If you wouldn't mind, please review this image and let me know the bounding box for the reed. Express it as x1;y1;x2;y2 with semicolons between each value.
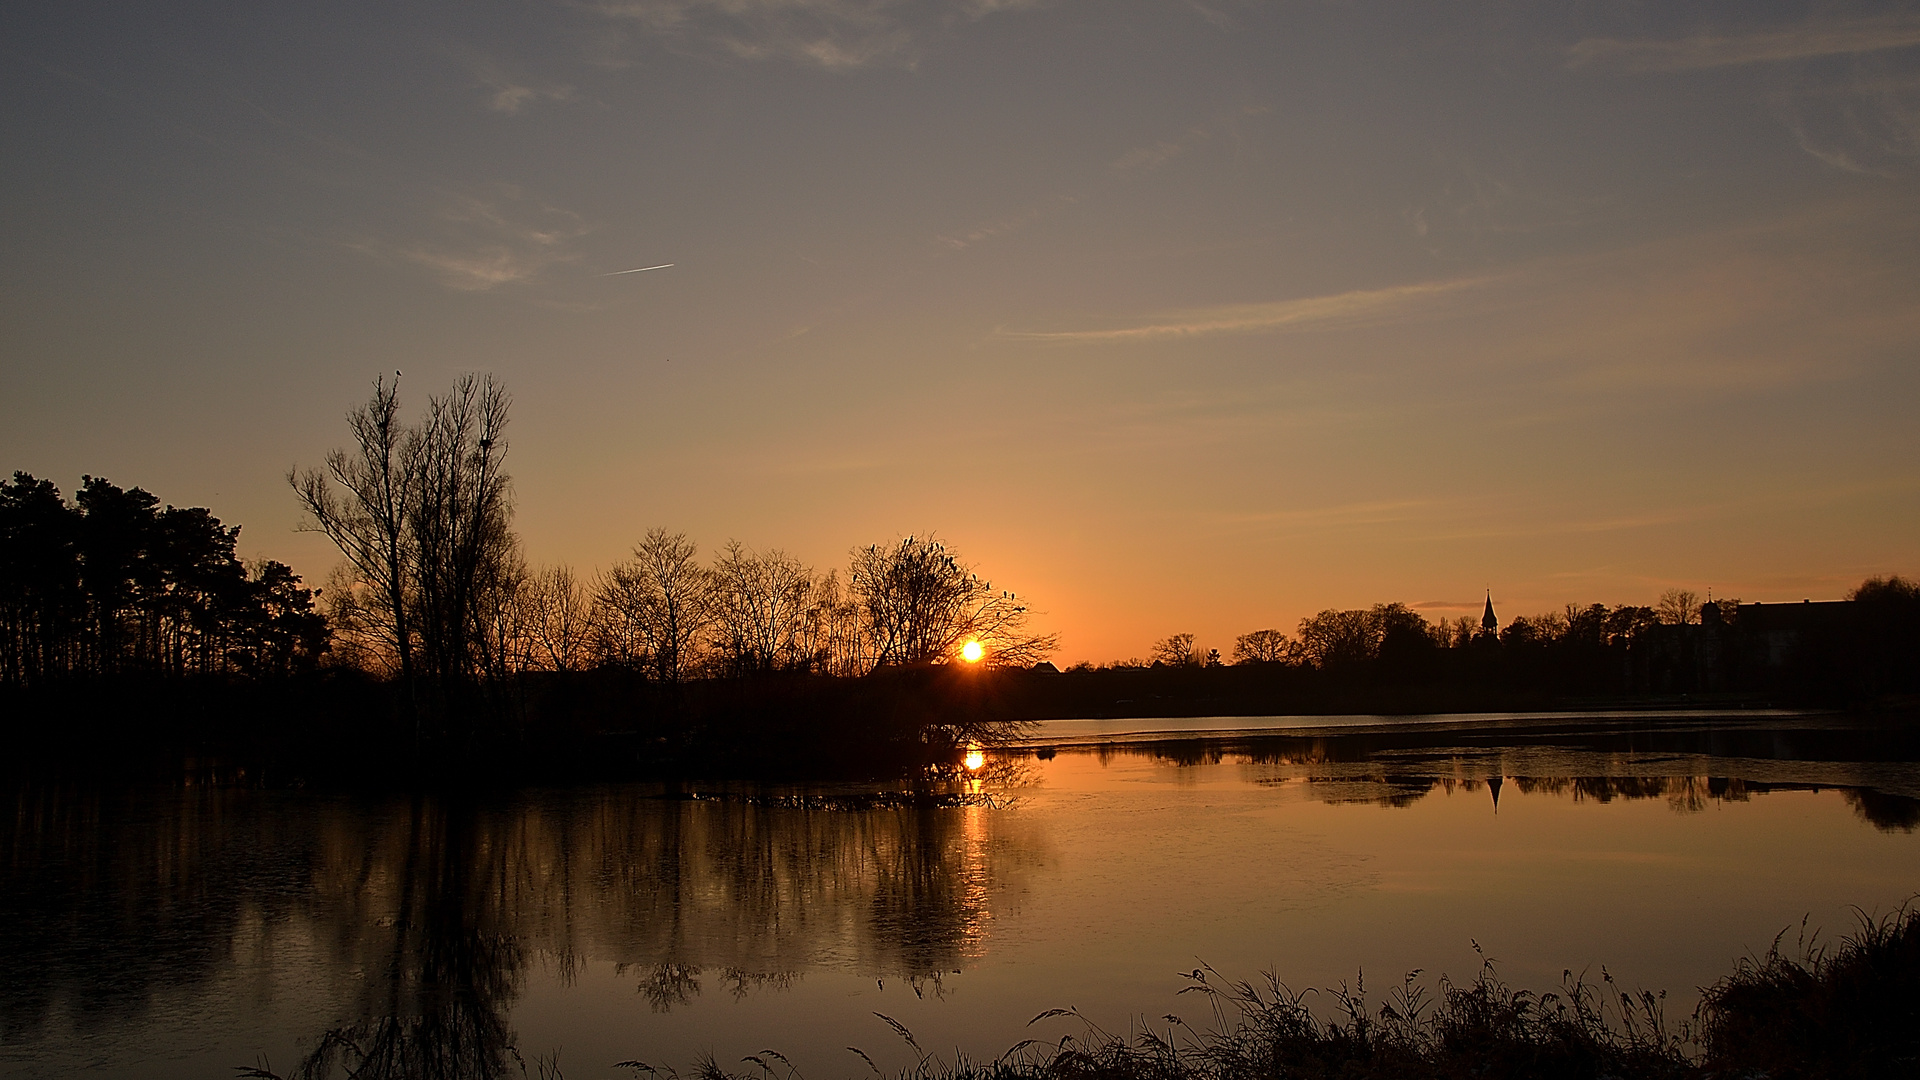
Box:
618;911;1919;1080
239;908;1920;1080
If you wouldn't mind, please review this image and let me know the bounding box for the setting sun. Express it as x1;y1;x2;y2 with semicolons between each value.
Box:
963;748;985;771
961;640;984;664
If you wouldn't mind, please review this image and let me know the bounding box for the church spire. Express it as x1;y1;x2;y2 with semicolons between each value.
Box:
1481;591;1498;633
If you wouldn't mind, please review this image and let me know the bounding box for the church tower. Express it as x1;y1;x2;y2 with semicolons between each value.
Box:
1481;591;1498;634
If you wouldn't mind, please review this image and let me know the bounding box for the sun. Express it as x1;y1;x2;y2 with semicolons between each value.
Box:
960;640;984;664
964;748;985;771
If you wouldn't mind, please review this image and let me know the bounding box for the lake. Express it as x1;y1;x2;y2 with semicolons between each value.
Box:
4;711;1918;1078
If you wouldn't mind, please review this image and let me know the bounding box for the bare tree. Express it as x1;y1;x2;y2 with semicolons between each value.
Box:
318;563;394;673
292;373;517;686
588;567;650;670
409;375;514;681
847;535;1055;670
1436;615;1481;648
793;570;863;676
471;548;530;680
1656;588;1701;626
1150;633;1200;667
522;566;593;672
290;375;416;681
708;541;814;675
1232;628;1297;665
595;529;712;684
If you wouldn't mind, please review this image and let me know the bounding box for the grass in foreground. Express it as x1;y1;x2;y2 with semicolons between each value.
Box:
243;907;1920;1080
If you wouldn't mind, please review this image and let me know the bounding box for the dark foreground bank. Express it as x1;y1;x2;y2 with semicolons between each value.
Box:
237;907;1919;1080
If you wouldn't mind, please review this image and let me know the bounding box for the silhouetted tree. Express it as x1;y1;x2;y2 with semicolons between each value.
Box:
1605;605;1660;643
519;566;592;673
290;376;417;682
1233;628;1297;665
794;571;863;677
708;541;815;675
847;535;1055;670
1844;575;1920;697
469;548;529;682
1150;633;1200;667
409;375;514;683
235;560;329;677
1373;603;1435;678
1291;603;1433;675
0;472;324;684
1657;588;1701;626
593;529;712;684
292;374;516;687
0;472;82;684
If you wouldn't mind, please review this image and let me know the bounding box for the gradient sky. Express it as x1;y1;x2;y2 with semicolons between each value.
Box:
4;0;1918;663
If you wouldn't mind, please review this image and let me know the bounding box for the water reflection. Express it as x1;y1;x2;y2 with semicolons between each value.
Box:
1059;717;1920;831
4;714;1918;1076
0;781;1045;1076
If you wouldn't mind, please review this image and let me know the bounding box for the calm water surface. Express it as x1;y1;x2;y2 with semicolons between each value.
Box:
5;712;1919;1078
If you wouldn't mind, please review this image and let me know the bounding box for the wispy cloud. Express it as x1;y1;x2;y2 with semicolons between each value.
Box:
1776;69;1920;174
1220;499;1437;529
583;0;1036;69
936;207;1043;250
486;82;575;115
1111;127;1210;172
457;50;579;114
1001;277;1490;344
1568;15;1920;72
350;187;591;291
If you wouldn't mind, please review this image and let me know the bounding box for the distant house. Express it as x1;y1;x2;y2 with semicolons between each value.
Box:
1733;600;1853;668
1639;598;1856;694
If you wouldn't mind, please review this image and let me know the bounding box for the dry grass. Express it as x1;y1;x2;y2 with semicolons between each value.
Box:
244;909;1920;1080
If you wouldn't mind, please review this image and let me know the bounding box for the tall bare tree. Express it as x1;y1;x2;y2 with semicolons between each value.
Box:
470;547;530;681
408;375;513;681
290;375;416;681
292;373;516;685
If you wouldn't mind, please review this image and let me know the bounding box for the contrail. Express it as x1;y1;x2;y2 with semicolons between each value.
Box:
603;263;675;276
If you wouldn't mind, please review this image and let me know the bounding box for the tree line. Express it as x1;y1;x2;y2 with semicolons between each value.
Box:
294;375;1058;689
1132;580;1918;700
1133;593;1689;672
0;473;327;687
10;371;1909;712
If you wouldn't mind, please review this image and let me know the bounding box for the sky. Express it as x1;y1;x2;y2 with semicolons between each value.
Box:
3;0;1918;664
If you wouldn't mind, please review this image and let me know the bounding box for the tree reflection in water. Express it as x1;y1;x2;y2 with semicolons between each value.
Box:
9;727;1914;1076
1112;733;1920;831
273;786;1025;1073
242;798;526;1080
0;779;1040;1077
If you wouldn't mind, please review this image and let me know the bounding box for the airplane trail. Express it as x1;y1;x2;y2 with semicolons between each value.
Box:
603;263;675;276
